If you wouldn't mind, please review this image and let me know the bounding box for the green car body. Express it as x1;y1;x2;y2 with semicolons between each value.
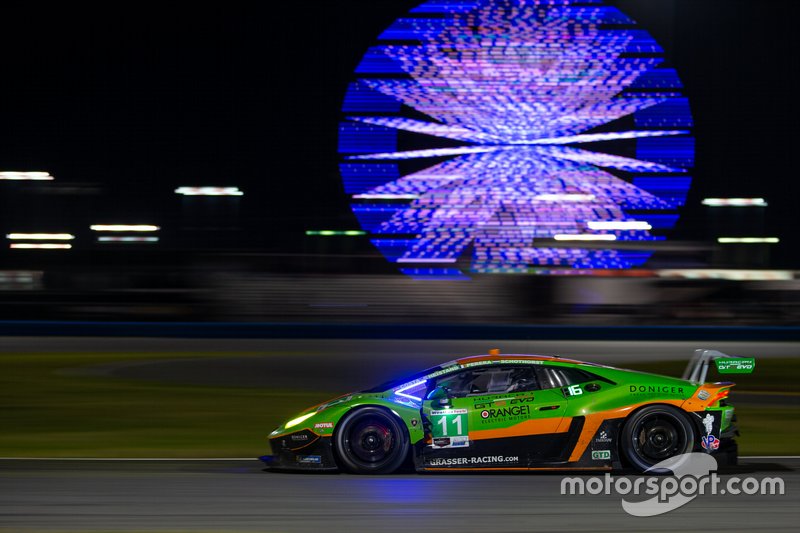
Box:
262;352;739;473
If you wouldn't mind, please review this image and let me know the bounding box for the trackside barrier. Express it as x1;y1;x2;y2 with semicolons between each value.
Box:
0;321;799;341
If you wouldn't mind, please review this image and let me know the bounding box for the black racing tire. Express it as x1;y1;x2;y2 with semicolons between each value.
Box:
621;405;695;473
334;406;409;474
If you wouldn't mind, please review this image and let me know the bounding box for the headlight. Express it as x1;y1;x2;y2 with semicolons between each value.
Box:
284;412;315;429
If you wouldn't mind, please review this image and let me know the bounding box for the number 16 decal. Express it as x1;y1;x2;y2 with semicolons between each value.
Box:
565;384;583;397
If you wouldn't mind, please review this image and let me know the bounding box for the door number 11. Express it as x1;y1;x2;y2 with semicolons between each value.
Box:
437;415;463;436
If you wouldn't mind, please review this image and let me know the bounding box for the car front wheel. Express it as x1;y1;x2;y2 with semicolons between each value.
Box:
334;406;408;474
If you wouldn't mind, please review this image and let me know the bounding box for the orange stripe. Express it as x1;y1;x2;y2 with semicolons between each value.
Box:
470;416;568;441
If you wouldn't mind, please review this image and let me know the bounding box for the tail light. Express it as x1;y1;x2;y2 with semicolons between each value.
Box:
708;388;730;406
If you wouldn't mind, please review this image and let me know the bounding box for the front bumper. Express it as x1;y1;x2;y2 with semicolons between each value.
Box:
264;429;339;471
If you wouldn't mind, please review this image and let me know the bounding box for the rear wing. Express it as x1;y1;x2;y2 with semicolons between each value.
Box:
682;349;756;384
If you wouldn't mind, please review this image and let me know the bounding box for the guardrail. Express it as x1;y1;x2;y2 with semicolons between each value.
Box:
0;321;799;341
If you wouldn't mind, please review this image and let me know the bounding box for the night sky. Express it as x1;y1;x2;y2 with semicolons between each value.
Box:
0;1;798;267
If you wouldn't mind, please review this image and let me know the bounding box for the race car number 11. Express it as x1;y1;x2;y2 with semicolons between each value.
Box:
430;409;468;438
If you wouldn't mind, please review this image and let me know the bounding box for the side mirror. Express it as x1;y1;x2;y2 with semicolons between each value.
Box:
428;386;452;408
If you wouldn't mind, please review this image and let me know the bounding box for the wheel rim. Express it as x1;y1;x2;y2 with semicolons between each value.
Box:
632;414;687;463
345;417;395;465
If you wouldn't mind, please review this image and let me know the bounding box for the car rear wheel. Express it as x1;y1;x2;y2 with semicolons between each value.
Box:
334;406;409;474
621;405;695;473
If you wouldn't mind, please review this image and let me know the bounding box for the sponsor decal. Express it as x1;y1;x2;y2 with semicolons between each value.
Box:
479;405;531;421
297;455;322;464
290;434;309;441
715;358;755;374
411;419;418;427
701;434;720;451
432;436;469;449
628;385;685;395
697;390;710;401
430;409;469;445
702;414;714;435
700;414;719;451
313;422;334;429
595;430;612;443
450;436;469;447
426;455;519;467
430;409;468;416
591;450;611;460
473;396;534;409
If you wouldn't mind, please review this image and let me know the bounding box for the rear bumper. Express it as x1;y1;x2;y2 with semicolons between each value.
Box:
721;424;739;440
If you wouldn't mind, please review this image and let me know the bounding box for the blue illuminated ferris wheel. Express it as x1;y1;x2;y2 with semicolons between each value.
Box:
339;0;694;279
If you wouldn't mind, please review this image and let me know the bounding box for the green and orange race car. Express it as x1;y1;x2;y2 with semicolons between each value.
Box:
261;349;750;473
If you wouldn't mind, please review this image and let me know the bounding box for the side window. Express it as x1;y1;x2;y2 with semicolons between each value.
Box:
434;366;539;397
434;369;490;397
505;366;540;393
539;367;597;389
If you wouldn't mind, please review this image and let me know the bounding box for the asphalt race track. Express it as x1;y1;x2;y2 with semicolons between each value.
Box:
0;458;797;532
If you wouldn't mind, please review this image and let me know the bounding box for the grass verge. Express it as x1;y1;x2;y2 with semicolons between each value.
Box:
0;352;333;457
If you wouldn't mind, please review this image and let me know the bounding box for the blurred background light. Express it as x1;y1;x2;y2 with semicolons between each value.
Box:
6;233;75;240
175;186;243;196
97;236;159;243
341;0;694;274
396;258;458;263
90;225;160;232
352;194;420;199
657;269;792;281
554;234;618;242
533;194;597;202
718;237;779;244
306;230;366;236
703;198;768;207
10;243;72;250
0;171;54;181
587;221;652;231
